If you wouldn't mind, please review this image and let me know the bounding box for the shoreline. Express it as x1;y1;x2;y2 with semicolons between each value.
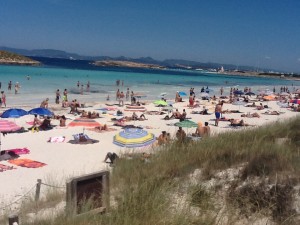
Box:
219;71;300;81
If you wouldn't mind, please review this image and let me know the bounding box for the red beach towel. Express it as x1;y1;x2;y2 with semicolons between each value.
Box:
8;158;47;168
6;148;30;155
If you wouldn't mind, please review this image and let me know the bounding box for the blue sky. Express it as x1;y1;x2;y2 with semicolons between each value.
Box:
1;0;300;72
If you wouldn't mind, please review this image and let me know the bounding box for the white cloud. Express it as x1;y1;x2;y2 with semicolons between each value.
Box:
297;58;300;62
264;56;271;60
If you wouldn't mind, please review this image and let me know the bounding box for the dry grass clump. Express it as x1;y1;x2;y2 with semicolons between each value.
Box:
227;180;296;223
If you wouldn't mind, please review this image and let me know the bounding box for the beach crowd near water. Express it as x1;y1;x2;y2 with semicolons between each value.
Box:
0;71;300;215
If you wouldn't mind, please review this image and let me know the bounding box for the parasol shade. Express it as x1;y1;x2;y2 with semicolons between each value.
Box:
113;128;156;148
1;108;27;118
28;107;53;116
174;120;198;128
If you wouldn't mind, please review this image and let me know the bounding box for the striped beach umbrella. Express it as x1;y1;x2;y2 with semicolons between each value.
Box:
113;128;156;148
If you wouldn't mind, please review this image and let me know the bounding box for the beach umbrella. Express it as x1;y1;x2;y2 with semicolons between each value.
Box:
174;120;198;128
113;128;156;148
178;91;187;96
200;92;209;98
0;120;22;151
174;119;198;134
205;88;214;93
1;108;28;118
133;93;147;98
28;107;53;116
153;100;168;106
245;92;256;96
68;118;101;128
233;90;244;95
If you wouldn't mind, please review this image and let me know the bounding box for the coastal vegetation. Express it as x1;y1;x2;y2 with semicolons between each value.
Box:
93;60;165;69
0;50;39;65
14;116;300;225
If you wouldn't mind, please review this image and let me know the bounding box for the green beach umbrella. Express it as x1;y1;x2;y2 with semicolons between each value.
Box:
174;119;198;134
153;100;168;106
174;120;198;128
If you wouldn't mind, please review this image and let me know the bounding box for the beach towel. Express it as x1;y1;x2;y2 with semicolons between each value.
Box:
87;127;117;133
26;121;34;125
48;136;66;143
0;163;16;172
8;158;47;168
6;148;30;155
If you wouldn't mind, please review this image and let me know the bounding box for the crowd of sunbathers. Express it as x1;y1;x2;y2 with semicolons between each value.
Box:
164;109;187;120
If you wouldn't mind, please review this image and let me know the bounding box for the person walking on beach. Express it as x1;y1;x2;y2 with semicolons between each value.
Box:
126;88;130;101
55;89;60;104
119;91;125;106
80;85;84;95
215;102;223;126
15;82;20;94
1;91;6;107
220;87;224;96
116;89;120;101
87;81;90;91
8;81;12;91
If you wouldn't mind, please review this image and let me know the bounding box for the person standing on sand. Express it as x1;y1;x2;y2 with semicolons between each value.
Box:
55;89;60;104
63;89;68;101
126;88;130;101
220;87;224;96
215;102;223;126
1;91;6;107
119;91;125;106
116;89;120;101
8;81;12;91
87;81;90;91
15;82;20;94
80;85;84;95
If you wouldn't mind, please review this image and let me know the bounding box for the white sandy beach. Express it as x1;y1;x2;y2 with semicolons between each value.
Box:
0;94;299;215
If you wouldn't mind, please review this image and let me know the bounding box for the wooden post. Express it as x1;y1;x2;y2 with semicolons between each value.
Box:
8;214;19;225
35;179;42;201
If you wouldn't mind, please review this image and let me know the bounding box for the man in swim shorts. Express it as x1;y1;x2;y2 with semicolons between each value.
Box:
215;102;223;126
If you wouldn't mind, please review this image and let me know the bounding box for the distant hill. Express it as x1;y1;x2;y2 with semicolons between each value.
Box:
0;46;258;71
0;50;40;65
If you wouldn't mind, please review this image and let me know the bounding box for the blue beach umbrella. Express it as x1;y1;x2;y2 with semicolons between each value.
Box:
1;108;28;118
233;90;244;95
113;128;156;148
245;92;256;96
28;107;53;116
178;91;187;96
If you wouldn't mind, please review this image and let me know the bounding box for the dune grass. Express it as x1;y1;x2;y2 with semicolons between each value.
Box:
20;116;300;225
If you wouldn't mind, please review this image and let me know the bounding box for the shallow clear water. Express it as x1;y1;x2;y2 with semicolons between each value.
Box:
0;62;299;107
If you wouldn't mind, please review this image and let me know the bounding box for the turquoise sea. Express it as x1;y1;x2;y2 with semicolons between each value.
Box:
0;59;299;107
